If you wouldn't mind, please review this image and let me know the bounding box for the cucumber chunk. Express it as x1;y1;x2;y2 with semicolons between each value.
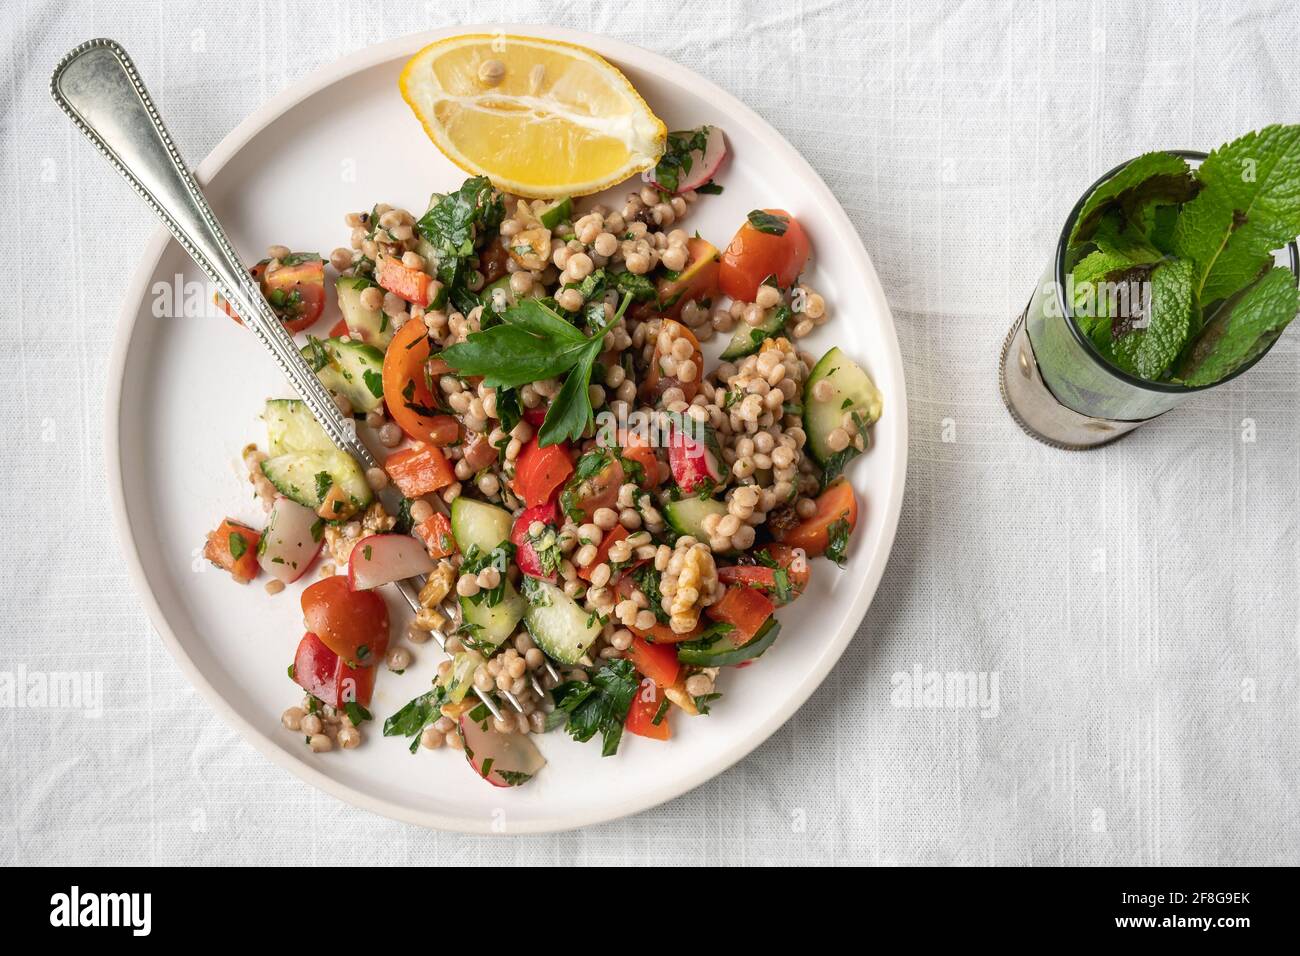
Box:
663;496;729;540
677;617;781;667
439;650;485;703
265;398;335;456
538;197;573;230
460;583;527;652
803;347;883;465
302;336;385;414
450;498;514;554
720;305;790;360
521;577;601;665
336;276;393;348
260;449;372;511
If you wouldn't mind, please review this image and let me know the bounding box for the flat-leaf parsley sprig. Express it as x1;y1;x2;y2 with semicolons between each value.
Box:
441;294;631;446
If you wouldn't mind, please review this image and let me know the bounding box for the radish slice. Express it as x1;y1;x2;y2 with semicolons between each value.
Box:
257;496;323;583
651;126;727;194
459;712;547;787
347;533;435;590
667;420;724;494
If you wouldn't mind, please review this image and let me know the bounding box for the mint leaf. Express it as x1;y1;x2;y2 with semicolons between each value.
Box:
1070;249;1158;347
1070;152;1197;247
1175;266;1299;386
1173;124;1300;304
1111;258;1194;379
747;210;789;236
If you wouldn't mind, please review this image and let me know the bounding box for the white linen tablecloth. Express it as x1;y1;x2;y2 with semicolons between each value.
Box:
2;0;1297;865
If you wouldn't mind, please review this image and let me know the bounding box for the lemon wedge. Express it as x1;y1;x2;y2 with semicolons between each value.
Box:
399;34;667;198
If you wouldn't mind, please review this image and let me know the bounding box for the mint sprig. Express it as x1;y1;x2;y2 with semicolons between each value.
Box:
1066;127;1300;387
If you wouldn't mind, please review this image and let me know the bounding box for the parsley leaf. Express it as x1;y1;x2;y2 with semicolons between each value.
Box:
228;532;248;560
653;126;710;194
383;685;447;754
546;659;639;756
826;517;852;567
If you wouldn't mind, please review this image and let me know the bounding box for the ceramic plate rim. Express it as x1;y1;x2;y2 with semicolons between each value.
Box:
106;24;909;834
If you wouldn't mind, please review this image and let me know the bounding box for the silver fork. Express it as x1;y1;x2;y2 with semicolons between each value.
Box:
50;38;557;721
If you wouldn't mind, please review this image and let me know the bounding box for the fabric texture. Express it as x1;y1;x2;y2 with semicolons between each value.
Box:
2;0;1298;865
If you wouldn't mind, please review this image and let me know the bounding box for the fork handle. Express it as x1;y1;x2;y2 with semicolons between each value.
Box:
50;37;369;467
50;39;554;719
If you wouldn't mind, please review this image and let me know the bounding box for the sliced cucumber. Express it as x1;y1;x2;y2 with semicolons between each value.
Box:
439;650;485;704
664;496;729;540
678;617;781;667
336;276;393;348
265;398;335;456
538;197;573;230
450;497;514;554
460;583;527;652
260;449;372;511
720;305;790;360
803;347;883;465
521;576;601;665
302;336;385;413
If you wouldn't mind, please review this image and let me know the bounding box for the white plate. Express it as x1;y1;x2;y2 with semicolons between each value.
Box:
109;25;908;833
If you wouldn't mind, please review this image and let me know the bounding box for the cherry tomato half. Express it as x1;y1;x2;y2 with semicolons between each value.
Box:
718;209;811;301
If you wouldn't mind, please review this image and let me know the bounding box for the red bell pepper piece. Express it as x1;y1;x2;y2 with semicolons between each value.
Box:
705;586;775;645
625;677;671;740
414;512;457;559
203;519;261;584
627;636;682;688
377;256;431;306
384;444;455;498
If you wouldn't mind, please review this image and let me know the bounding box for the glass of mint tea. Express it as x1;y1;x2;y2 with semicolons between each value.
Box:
1002;131;1300;449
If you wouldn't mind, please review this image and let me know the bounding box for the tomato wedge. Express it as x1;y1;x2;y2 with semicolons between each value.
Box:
264;257;327;332
291;632;376;709
217;255;325;333
510;502;558;580
301;575;389;667
641;319;704;403
656;237;720;318
615;430;662;489
384;444;455;498
382;319;460;445
577;525;629;581
514;437;573;508
705;586;775;644
203;519;261;584
627;636;682;688
560;452;623;523
413;512;457;559
718;210;811;301
777;478;858;558
717;544;810;605
625;678;671;741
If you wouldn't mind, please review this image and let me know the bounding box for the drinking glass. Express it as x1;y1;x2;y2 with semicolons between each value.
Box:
1000;150;1300;449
